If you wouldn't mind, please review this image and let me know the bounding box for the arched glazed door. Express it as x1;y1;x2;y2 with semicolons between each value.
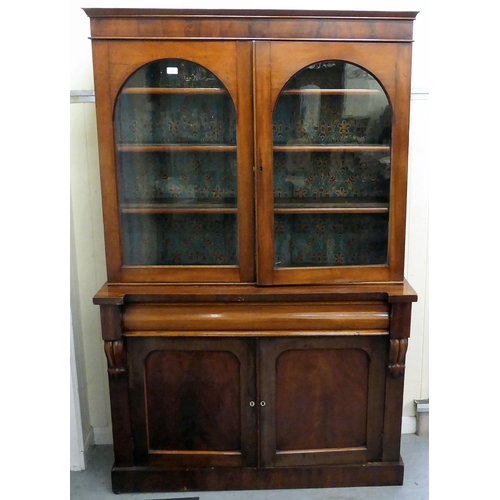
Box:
255;42;411;285
94;42;254;283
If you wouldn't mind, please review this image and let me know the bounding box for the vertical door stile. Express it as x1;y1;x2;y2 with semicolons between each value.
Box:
254;42;275;285
256;337;265;467
388;43;413;282
252;40;260;286
92;41;124;282
258;337;276;467
235;41;256;283
232;336;259;467
253;337;262;468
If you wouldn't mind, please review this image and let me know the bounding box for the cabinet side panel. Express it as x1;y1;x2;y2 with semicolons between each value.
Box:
382;302;413;460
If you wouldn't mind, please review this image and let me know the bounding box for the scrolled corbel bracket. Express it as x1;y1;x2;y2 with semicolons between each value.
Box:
388;338;408;377
104;340;127;378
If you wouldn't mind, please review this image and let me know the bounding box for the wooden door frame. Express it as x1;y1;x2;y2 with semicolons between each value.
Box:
254;41;412;285
92;40;255;283
258;335;387;467
125;335;258;467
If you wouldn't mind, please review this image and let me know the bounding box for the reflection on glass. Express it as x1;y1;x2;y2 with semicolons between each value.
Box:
114;59;238;266
126;59;221;89
273;61;391;268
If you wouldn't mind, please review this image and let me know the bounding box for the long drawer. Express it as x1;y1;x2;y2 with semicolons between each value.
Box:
122;301;390;333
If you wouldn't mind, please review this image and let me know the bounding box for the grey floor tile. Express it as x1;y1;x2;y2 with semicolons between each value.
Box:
70;434;428;500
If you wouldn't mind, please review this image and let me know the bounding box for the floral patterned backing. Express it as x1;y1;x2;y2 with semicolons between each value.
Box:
273;95;373;145
272;60;392;268
273;151;390;200
274;61;392;147
122;214;237;266
115;93;236;145
118;152;237;202
274;213;388;267
114;59;392;268
114;59;239;267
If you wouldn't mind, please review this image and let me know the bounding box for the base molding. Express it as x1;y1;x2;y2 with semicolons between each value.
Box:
83;427;95;466
111;459;404;493
93;425;113;445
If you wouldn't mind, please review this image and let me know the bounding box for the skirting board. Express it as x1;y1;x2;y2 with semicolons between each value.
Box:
93;426;114;445
402;416;417;434
71;427;94;472
83;427;94;465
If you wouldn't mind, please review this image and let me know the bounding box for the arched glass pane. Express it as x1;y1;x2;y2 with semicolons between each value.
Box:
114;59;238;266
273;61;391;268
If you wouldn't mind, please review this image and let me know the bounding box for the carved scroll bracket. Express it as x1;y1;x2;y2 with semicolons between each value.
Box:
104;340;127;378
388;338;408;377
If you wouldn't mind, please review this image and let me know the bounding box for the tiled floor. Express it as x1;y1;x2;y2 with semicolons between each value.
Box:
71;434;428;499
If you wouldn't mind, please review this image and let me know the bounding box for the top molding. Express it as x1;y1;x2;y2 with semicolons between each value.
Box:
83;8;418;42
83;9;419;19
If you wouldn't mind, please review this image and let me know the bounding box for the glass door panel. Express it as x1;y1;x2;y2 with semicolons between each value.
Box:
274;213;388;268
114;59;238;267
272;61;391;269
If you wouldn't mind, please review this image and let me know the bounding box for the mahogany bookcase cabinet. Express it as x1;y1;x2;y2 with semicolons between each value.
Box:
85;8;419;494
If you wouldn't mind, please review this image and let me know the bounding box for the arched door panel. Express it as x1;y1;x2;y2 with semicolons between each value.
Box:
255;42;411;285
92;42;254;282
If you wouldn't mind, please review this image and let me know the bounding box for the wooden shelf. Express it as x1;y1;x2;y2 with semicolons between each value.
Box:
117;144;237;153
122;87;227;95
274;198;389;214
282;89;382;95
121;197;388;215
274;144;390;153
121;199;237;214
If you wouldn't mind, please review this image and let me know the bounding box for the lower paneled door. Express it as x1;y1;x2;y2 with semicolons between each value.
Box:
126;334;387;469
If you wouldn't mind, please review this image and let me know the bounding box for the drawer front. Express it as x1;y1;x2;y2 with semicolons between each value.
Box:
122;301;389;332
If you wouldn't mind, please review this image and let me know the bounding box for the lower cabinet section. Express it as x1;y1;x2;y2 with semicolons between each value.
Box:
120;333;393;492
98;293;415;493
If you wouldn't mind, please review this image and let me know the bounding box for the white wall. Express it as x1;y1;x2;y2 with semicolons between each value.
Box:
70;98;111;452
70;0;429;457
